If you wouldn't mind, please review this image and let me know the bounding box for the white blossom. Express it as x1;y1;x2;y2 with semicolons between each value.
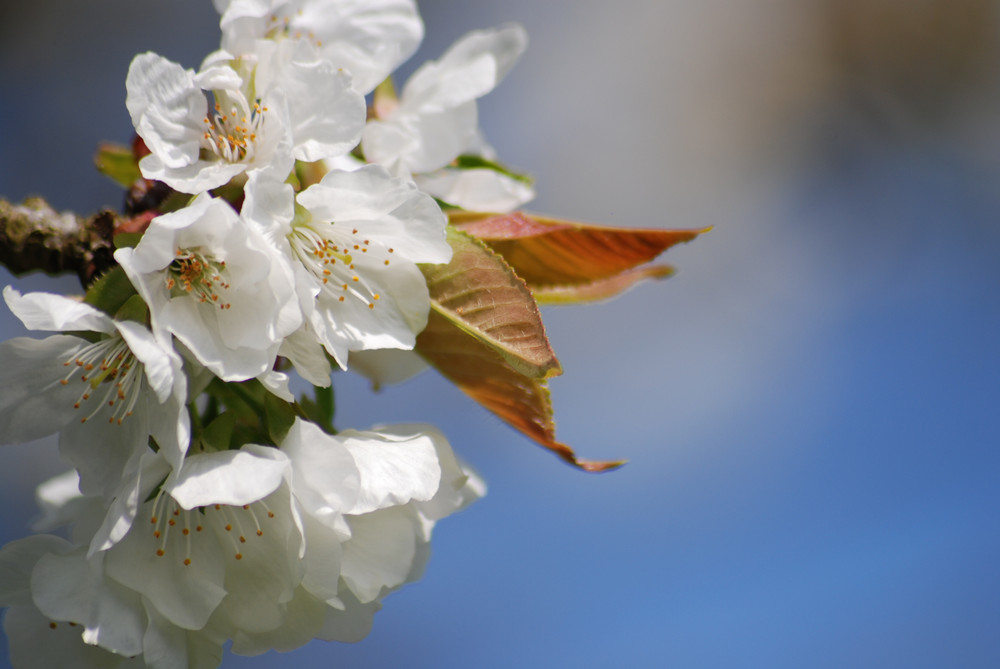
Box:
115;193;301;382
0;420;482;666
0;288;189;499
202;38;366;163
243;166;451;370
362;24;528;176
214;0;424;95
126;52;295;193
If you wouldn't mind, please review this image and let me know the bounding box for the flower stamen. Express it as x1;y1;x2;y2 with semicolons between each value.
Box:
202;92;267;164
50;337;144;425
167;248;232;310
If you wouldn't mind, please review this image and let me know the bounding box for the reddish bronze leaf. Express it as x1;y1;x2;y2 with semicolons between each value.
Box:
450;211;707;289
421;228;560;380
532;264;676;305
416;227;623;472
416;308;624;473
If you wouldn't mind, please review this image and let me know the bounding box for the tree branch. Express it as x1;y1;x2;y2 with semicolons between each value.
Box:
0;196;117;287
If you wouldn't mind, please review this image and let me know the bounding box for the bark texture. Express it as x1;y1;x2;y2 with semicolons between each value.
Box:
0;197;116;287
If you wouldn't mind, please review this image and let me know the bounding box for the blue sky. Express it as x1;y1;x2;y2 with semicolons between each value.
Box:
1;1;999;667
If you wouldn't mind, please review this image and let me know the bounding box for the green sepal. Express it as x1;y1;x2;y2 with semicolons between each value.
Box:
94;142;141;189
454;154;534;185
264;393;297;445
200;411;237;452
84;265;137;317
143;473;168;504
434;198;460;211
298;384;335;435
372;77;398;116
114;294;149;324
211;173;247;210
206;378;262;428
114;232;143;249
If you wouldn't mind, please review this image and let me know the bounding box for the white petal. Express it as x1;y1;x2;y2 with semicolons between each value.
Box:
435;24;528;93
3;286;114;334
114;319;182;405
32;550;146;656
230;586;327;655
0;535;72;607
89;452;172;556
416;167;535;213
253;38;366;162
315;587;380;643
342;429;440;514
298;164;451;264
281;419;360;524
347;348;428;390
192;63;244;91
299;514;344;605
142;602;224;669
403;52;497;113
104;501;227;631
0;336;92;445
242;171;295;244
167;449;288;510
33;470;84;533
58;405;149;499
220;0;424;95
126;53;204;170
118;194;300;382
4;604;126;669
340;507;419;602
208;483;302;634
277;326;332;387
139;154;247;194
258;369;293;401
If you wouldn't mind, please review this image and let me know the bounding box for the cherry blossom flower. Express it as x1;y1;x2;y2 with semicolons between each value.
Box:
201;37;366;163
243;166;451;370
0;288;188;499
213;0;424;95
362;24;533;211
115;193;300;383
126;52;293;194
0;532;223;669
0;419;482;666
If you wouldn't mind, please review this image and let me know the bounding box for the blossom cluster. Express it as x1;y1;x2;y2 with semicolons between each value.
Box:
0;1;533;666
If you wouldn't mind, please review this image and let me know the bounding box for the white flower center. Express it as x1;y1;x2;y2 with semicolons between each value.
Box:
149;491;277;565
202;93;267;164
54;337;144;425
166;247;232;309
288;222;393;311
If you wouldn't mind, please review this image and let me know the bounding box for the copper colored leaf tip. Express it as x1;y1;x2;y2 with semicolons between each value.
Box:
451;211;707;290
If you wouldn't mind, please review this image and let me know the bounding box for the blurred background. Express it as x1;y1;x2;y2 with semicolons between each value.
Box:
2;1;1000;667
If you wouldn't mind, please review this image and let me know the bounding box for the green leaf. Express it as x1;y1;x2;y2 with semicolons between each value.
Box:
94;142;141;189
84;265;137;317
420;227;560;380
264;393;297;445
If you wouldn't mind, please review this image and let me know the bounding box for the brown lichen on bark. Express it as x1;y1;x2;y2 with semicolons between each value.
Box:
0;197;116;287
